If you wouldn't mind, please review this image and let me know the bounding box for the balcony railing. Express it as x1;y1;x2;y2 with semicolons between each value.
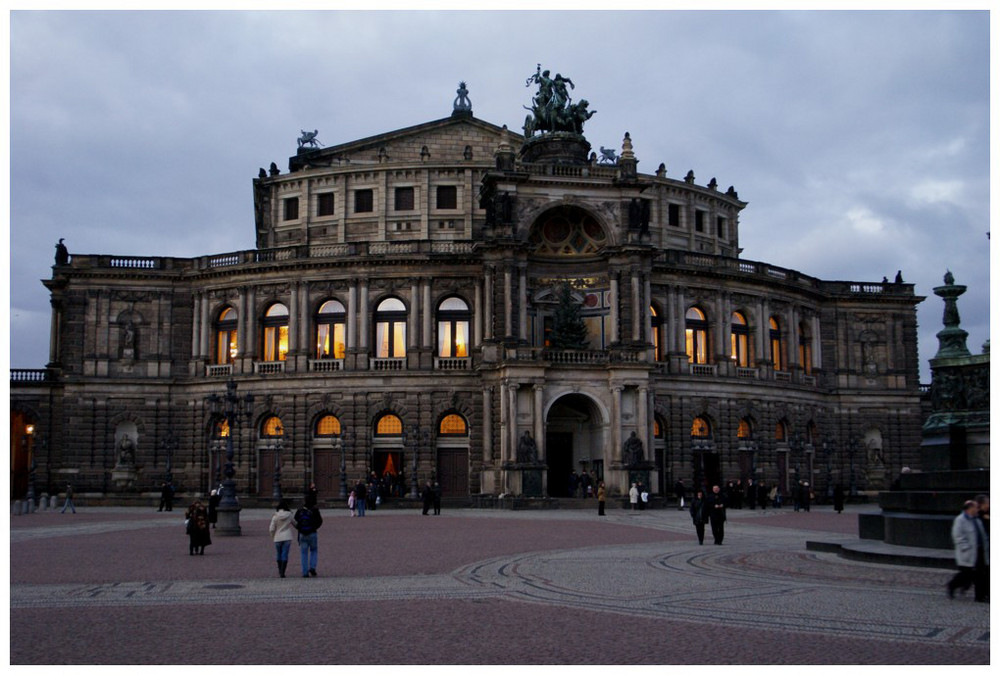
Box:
206;364;233;377
371;357;405;371
434;357;471;371
735;367;759;379
542;349;610;365
254;361;285;375
10;368;54;383
309;358;344;373
690;363;717;376
774;370;792;382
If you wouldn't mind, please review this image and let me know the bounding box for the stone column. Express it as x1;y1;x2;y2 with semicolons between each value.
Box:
484;266;494;341
643;275;652;344
533;384;545;461
359;280;369;351
609;273;620;343
638;386;649;458
191;293;201;359
237;290;248;357
48;298;62;365
508;383;519;461
504;266;513;339
483;386;493;463
675;286;686;356
631;269;641;342
665;285;676;353
757;297;768;363
347;281;357;350
299;282;309;356
473;280;483;347
288;281;299;354
812;314;822;370
499;381;508;463
519;265;528;342
789;305;800;368
611;386;623;464
246;286;257;358
409;280;420;350
200;292;210;358
422;280;432;349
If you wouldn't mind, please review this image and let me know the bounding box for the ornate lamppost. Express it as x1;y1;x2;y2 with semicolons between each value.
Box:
23;425;36;511
271;424;284;501
846;438;859;496
337;432;350;500
206;379;255;536
161;429;177;485
405;425;420;499
823;436;835;499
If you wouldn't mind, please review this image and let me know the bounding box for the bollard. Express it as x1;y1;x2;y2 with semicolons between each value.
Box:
50;495;59;510
13;500;22;515
39;493;49;511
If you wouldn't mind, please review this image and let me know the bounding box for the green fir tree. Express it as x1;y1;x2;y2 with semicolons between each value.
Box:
549;283;590;349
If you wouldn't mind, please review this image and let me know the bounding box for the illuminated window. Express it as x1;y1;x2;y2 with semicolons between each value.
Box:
691;416;711;438
770;317;785;371
316;415;341;436
775;421;787;442
654;419;664;438
737;418;752;439
650;305;662;361
375;298;407;358
262;416;284;437
262;303;289;362
376;414;403;436
214;307;238;365
685;307;709;364
731;311;750;367
214;419;230;438
437;296;470;358
315;299;346;359
798;320;813;375
439;414;468;435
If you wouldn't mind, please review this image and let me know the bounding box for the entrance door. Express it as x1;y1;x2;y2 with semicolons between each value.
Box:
258;448;275;497
314;448;338;500
703;452;721;490
546;432;574;497
437;448;468;497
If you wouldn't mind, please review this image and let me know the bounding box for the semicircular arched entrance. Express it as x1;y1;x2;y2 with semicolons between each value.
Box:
544;392;608;498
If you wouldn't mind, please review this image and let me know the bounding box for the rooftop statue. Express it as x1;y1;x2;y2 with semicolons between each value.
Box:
297;130;322;149
453;81;472;113
523;64;596;137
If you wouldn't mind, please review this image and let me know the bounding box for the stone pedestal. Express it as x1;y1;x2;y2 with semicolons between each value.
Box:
215;505;242;536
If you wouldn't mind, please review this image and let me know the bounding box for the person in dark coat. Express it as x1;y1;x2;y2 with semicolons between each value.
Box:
432;481;442;515
305;482;318;507
757;481;768;510
421;481;433;515
185;500;211;555
354;479;367;517
158;481;174;512
207;489;221;528
674;479;686;511
833;484;845;514
706;485;727;545
690;489;707;544
801;481;812;512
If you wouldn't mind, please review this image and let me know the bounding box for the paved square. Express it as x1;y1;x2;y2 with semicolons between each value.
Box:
10;504;989;664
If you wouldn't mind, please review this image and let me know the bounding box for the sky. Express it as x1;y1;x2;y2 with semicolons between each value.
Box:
8;9;992;383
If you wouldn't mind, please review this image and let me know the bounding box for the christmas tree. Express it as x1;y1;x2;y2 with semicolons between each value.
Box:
549;283;590;349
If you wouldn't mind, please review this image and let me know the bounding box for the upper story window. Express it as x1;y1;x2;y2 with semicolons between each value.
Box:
437;296;470;358
695;210;705;233
315;299;346;359
716;216;726;239
436;185;457;210
354;189;374;213
439;413;468;436
214;307;238;365
668;203;681;227
262;416;284;437
375;413;403;436
283;197;299;221
394;186;415;211
685;307;709;364
317;193;335;217
691;416;712;438
775;420;788;442
737;418;753;440
798;320;813;374
769;316;785;371
261;303;289;362
374;297;407;359
731;311;750;367
316;414;341;437
650;305;662;361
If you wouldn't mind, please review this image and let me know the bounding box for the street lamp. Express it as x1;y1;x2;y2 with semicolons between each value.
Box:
405;425;420;499
337;432;350;500
206;379;255;536
271;425;284;501
823;437;835;499
161;430;177;485
847;438;859;496
23;425;36;511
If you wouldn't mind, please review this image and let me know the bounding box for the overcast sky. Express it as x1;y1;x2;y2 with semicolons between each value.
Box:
8;10;991;382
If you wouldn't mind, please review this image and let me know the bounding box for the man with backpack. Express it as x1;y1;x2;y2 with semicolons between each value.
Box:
293;499;323;578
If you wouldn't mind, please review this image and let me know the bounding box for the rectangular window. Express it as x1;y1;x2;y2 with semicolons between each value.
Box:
283;197;299;221
695;210;705;232
354;189;374;213
394;186;414;211
668;203;680;227
436;185;457;210
317;193;335;217
716;216;726;239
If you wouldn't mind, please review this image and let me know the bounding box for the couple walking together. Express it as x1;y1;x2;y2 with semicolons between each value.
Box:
269;496;323;578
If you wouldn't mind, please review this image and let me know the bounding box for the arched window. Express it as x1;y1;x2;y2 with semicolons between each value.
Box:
437;297;470;358
439;413;468;436
806;421;818;446
213;419;230;438
315;300;346;359
261;303;289;362
650;305;662;361
375;413;403;436
775;420;787;442
737;418;752;439
653;418;664;438
731;311;750;367
214;307;238;365
262;416;284;437
316;414;341;436
685;307;709;364
798;320;812;375
769;316;785;371
375;298;407;359
691;416;712;438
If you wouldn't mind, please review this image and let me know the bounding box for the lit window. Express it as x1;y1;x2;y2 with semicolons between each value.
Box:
691;416;711;438
214;307;238;365
775;421;787;442
316;415;341;436
262;303;289;362
315;299;346;359
376;414;403;436
437;296;470;358
731;312;750;367
654;419;664;438
798;320;813;375
685;307;709;364
737;418;752;439
650;305;662;361
375;298;407;358
214;419;230;438
439;414;467;435
262;416;284;437
769;317;784;371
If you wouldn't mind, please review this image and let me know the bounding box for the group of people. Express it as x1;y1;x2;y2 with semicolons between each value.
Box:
269;490;323;578
947;494;989;603
420;480;442;515
628;482;650;510
568;470;598;498
688;485;730;545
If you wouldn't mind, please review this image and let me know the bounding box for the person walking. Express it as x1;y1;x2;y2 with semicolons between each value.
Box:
706;484;727;545
975;494;990;601
597;482;606;516
158;481;174;512
293;499;323;578
833;484;846;514
268;498;295;578
629;483;639;511
674;479;686;511
354;479;367;517
432;481;442;515
185;500;211;555
348;489;357;517
207;489;221;529
947;500;989;601
690;489;707;544
801;482;812;512
305;482;318;507
421;480;433;516
61;482;77;514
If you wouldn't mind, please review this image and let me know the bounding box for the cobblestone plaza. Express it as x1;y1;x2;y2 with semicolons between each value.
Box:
10;504;989;665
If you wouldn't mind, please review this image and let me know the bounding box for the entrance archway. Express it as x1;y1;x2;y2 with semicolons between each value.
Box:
545;393;606;498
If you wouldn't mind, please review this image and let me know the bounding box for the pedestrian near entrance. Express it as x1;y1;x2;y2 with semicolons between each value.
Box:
947;500;989;601
348;490;357;516
690;489;707;544
269;498;294;578
597;482;606;516
185;500;211;555
706;485;727;545
674;479;686;510
432;481;442;515
207;489;220;529
60;482;76;514
801;482;812;512
638;482;648;510
355;480;367;517
629;483;639;510
421;481;433;515
293;500;323;577
833;485;845;514
158;481;174;512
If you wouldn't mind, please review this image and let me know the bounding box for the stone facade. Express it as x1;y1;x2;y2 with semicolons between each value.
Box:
11;95;925;505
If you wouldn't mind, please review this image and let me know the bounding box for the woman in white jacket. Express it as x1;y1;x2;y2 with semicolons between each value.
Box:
269;498;295;578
